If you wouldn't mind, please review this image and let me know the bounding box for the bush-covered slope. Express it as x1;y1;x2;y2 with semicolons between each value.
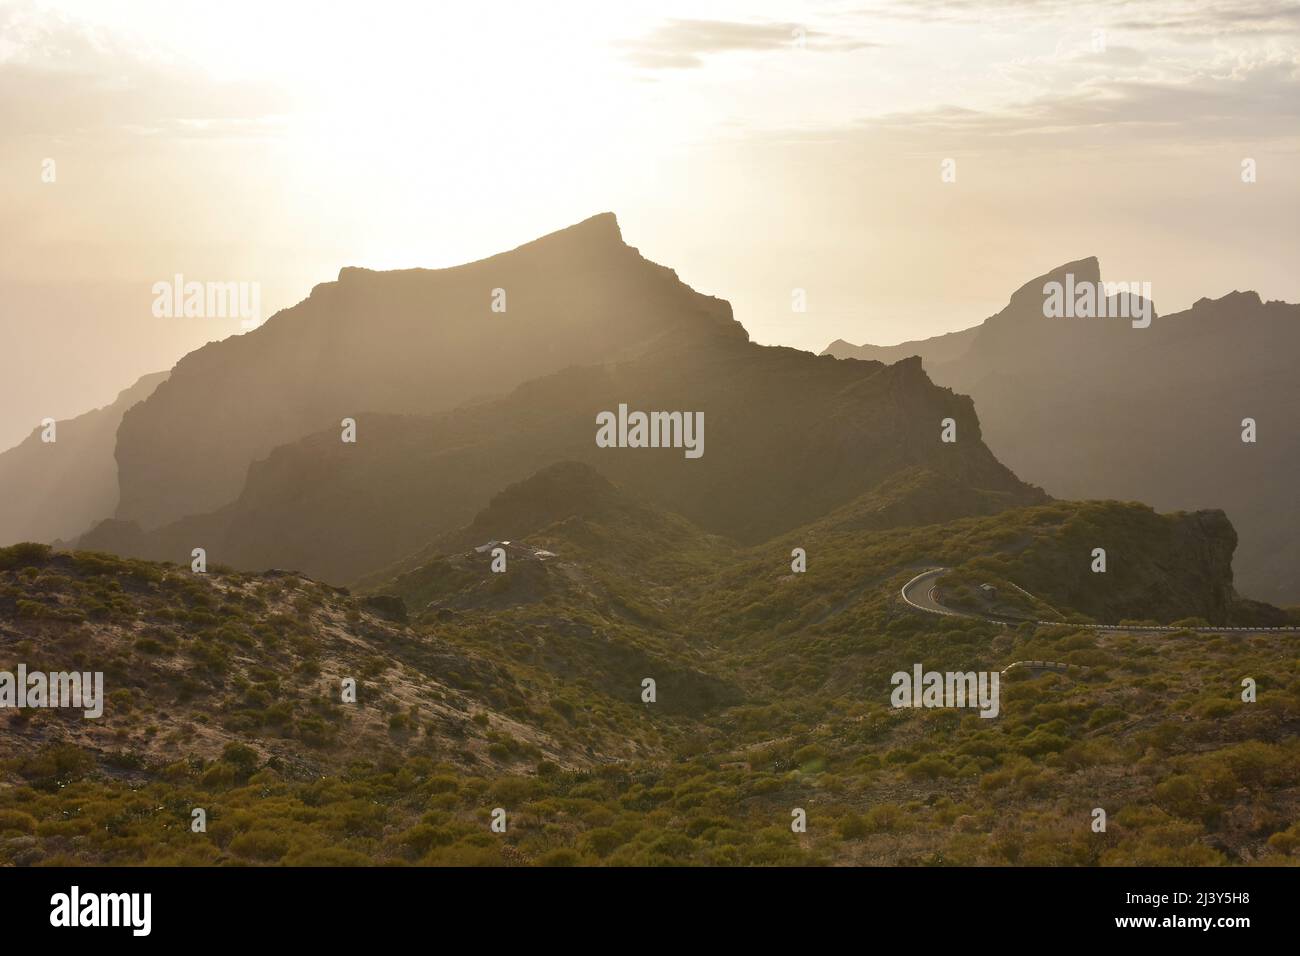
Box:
3;484;1297;867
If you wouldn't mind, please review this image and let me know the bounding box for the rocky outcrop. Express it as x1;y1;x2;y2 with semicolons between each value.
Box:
995;503;1266;625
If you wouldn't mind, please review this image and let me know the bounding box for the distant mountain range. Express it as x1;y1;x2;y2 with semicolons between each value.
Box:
0;371;167;545
824;258;1300;604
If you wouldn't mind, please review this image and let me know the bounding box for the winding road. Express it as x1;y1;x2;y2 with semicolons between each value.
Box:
900;567;1300;634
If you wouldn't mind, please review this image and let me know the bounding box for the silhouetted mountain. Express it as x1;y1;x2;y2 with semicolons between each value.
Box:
824;262;1300;602
0;371;167;546
822;326;979;369
82;217;1045;583
114;213;745;530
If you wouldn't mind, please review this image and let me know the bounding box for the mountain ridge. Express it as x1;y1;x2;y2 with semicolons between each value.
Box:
822;259;1300;602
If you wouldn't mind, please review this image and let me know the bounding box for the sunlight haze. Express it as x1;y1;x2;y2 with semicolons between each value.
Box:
2;0;1297;448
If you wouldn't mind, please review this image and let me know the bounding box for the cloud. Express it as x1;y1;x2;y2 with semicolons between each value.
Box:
746;52;1300;150
1112;0;1300;36
0;4;291;143
621;18;878;69
895;58;1300;141
865;0;1300;36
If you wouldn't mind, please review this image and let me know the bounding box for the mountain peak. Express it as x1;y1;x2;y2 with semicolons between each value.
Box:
1007;256;1101;310
1191;289;1263;312
505;211;626;258
336;213;626;284
561;211;622;240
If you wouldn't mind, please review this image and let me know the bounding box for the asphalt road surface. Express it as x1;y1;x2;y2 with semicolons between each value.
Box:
899;567;1299;633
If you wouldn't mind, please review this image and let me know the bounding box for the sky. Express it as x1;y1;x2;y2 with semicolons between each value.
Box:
2;0;1298;449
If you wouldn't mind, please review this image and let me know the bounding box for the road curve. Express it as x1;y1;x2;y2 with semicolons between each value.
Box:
900;568;975;618
900;567;1300;634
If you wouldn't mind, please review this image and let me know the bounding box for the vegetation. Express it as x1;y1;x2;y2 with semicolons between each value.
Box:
2;478;1297;867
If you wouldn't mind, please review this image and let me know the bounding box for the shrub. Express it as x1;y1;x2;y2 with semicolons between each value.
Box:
0;809;38;835
229;829;291;862
537;848;582;867
0;542;52;571
837;814;869;839
865;804;907;832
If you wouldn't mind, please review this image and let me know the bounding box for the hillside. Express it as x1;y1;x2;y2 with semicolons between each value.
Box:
361;463;741;717
823;261;1300;603
357;460;735;593
689;499;1287;702
5;484;1298;866
0;544;665;776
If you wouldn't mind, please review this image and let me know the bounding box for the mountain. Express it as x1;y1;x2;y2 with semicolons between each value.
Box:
81;340;1046;584
823;261;1300;603
0;371;167;546
823;325;979;369
113;213;745;530
80;216;1046;584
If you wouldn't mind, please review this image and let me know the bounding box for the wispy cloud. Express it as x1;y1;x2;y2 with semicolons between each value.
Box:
903;56;1300;144
0;3;291;142
865;0;1300;36
621;18;878;69
1113;0;1300;36
737;50;1300;152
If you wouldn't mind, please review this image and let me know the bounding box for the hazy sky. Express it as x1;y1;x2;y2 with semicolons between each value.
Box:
2;0;1298;449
